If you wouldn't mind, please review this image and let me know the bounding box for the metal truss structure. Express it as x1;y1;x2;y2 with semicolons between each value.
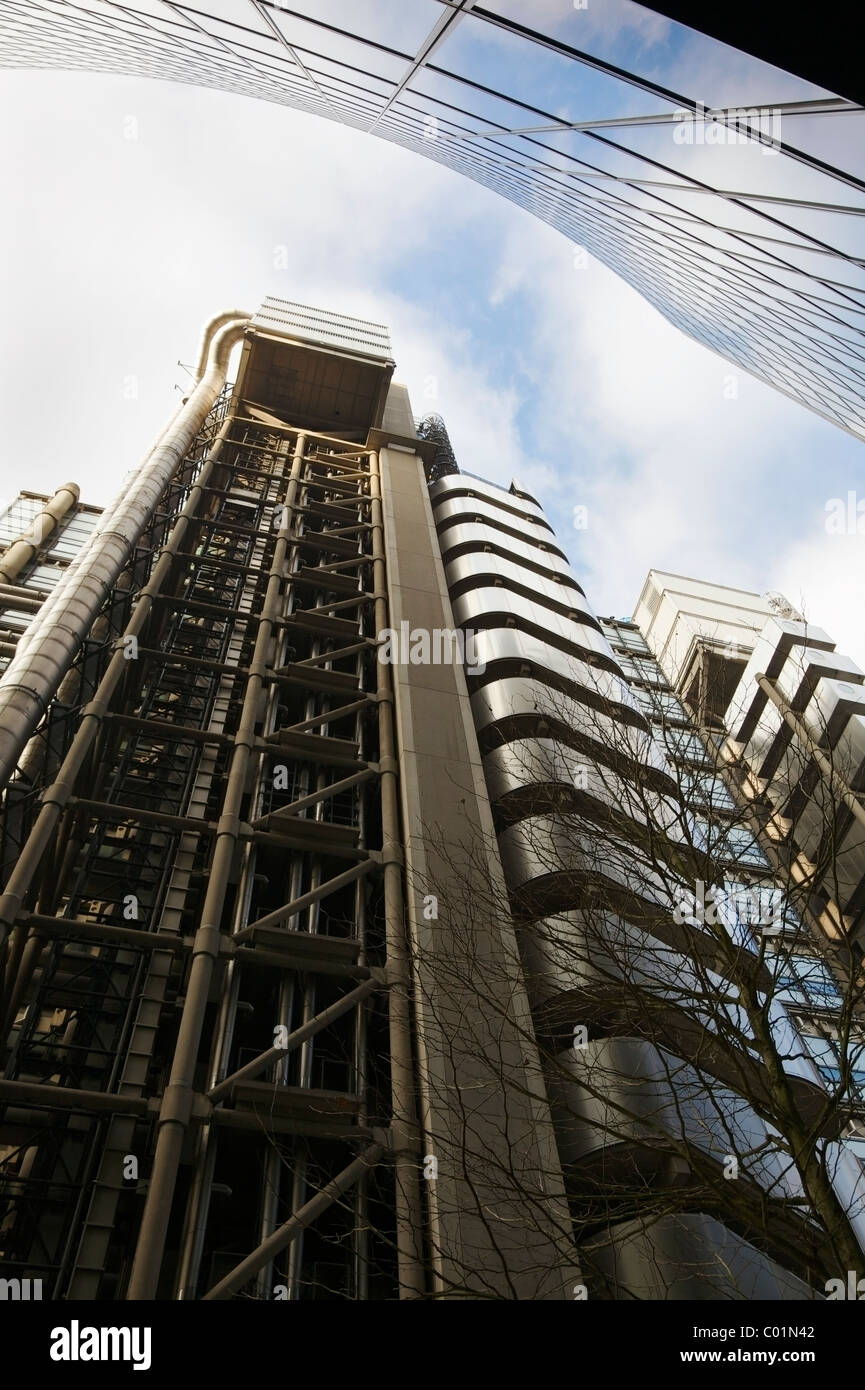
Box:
415;413;458;483
0;383;426;1299
1;0;864;439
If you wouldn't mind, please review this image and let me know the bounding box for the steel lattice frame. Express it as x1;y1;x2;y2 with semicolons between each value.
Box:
2;0;864;439
0;393;422;1300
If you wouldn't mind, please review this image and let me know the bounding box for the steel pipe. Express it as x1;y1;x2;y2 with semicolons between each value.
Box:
194;309;252;382
0;313;250;789
0;582;50;603
126;431;308;1300
0;483;80;586
0;407;237;1026
201;1143;384;1300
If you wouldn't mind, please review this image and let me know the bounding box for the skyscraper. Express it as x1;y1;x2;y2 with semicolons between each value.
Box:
632;570;865;1247
633;571;865;952
0;300;859;1302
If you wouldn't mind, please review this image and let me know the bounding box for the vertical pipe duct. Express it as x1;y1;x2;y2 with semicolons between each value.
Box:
367;449;427;1298
0;313;251;789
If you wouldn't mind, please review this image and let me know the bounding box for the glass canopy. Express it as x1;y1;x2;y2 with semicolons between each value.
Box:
3;0;863;439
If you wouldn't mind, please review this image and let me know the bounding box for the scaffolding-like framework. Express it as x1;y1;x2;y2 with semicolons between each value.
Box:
0;392;426;1300
415;414;459;483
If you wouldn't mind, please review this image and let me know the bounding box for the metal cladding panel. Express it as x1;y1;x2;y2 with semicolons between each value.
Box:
430;471;836;1297
437;521;575;578
740;700;786;779
725;619;835;741
587;1212;821;1300
482;740;682;837
445;552;586;606
548;1036;803;1199
380;382;417;437
469;629;633;705
433;495;557;547
800;675;865;744
251;297;393;364
518;910;710;1007
471;678;655;761
451;589;603;650
773;646;864;709
496;814;678;910
430;473;546;522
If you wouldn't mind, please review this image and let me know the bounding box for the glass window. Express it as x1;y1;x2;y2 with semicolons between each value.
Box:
718;879;788;939
651;690;689;723
694;820;766;866
0;611;29;631
0;496;42;545
800;1033;865;1096
843;1137;865;1171
776;955;844;1007
619;655;665;685
721;823;768;866
606;626;650;654
680;770;738;810
627;685;655;716
663;728;710;765
26;565;64;590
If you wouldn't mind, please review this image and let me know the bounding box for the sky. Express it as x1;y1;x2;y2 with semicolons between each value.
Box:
0;47;863;666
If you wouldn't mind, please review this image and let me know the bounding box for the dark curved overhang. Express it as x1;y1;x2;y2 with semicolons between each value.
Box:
637;1;864;105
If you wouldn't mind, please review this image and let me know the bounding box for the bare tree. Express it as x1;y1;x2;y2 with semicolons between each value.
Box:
394;660;865;1298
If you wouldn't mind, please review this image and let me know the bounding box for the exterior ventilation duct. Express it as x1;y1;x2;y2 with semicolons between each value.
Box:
0;312;251;787
0;483;80;585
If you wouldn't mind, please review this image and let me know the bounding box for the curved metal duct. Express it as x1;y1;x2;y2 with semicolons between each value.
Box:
193;309;251;382
0;311;251;788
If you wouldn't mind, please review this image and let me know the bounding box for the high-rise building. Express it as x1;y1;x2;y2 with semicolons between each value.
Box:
0;300;859;1302
632;573;865;1218
621;590;865;1271
634;571;865;954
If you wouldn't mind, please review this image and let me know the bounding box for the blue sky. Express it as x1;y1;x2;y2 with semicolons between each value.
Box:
0;53;862;664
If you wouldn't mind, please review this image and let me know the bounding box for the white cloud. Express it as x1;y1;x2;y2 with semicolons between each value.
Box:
0;70;512;508
485;213;865;665
1;62;861;675
773;523;865;670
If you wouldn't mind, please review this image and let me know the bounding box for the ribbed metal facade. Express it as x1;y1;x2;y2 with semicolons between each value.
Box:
428;471;831;1298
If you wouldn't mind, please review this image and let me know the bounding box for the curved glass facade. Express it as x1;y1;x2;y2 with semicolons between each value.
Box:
3;0;864;437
